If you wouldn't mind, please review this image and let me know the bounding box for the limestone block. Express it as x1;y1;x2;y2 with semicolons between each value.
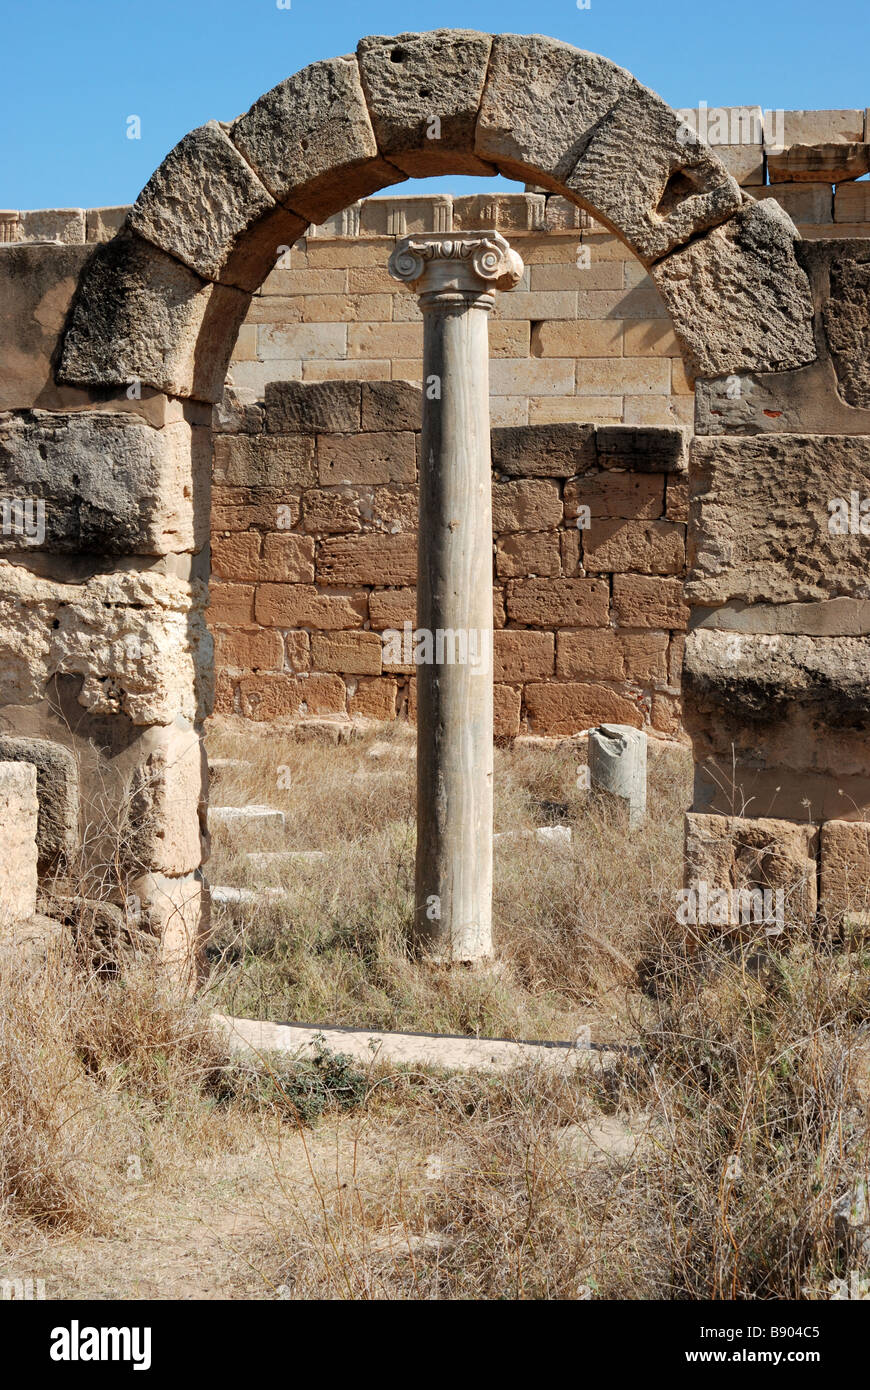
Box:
0;560;210;725
770;110;864;149
493;630;554;682
452;194;546;233
0;762;38;926
596;425;686;473
524;682;642;735
254;584;367;629
360;380;422;431
368;587;416;630
86;207;131;242
495;531;561;578
822;248;870;410
0;736;78;874
758;183;833;224
685;812;818;922
505;577;609;627
357;30;495;176
820;820;870;915
494;683;521;739
566;83;742;264
237;673;346;720
316;431;417;485
358;195;454;236
584;519;685;575
129;121;307;291
492;479;562;532
130;870;209;989
0;412;209;555
349;676;397;721
651;200;817;379
264;380;361;433
835;183;870;224
565;472;664;520
766;143;870;185
492;423;596;478
124;719;207;876
58;230;251;402
212;433;316;488
231;56;405;222
475;34;633;186
687;435;870;605
612;574;689;630
316;533;416;586
0;243;93;411
311;630;382;675
18;208;86;243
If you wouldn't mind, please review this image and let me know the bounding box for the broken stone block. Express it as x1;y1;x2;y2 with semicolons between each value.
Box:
767;142;870;184
0;760;38;926
652;200;817;379
123;720;207;877
0;735;78;874
358;30;495;177
231;56;404;222
0;411;210;555
129;120;307;292
684;811;818;926
687;435;870;605
129;870;209;991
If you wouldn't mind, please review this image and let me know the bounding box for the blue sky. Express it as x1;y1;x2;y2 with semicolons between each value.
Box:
2;0;867;209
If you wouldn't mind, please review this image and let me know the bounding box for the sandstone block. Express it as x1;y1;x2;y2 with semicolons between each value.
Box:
492;423;596;478
317;431;417;485
317;533;416;586
0;412;209;555
0;736;78;874
564;472;664;521
357;30;495;176
231;56;404;222
213;628;283;671
506;577;609;627
495;532;561;578
212;433;316;488
238;672;346;720
525;682;642;735
822;248;870;411
360;380;422;431
651;200;817;380
0;761;38;926
129;120;306;291
493;630;554;682
489;358;574;397
684;812;818;923
208;582;255;626
835;183;870;224
687;435;870;604
556;629;623;681
254;584;367;630
349;676;397;721
494;683;522;739
492;479;562;532
612;574;689;630
0;243;93;411
368;587;416;629
758;183;833;224
261;533;317;582
820;820;870;915
312;629;382;675
531;319;622;358
596;424;686;473
300;489;363;534
284;630;311;671
584;518;685;574
264;379;360;433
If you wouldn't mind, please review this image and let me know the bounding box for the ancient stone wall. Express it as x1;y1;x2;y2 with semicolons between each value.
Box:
209;379;689;737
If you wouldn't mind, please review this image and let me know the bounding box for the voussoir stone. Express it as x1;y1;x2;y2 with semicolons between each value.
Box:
475;34;632;187
0;560;211;726
57;229;251;402
652;199;817;379
566;81;743;264
0;411;210;555
357;30;495;177
128;120;307;292
231;56;405;224
687;435;870;605
0;735;78;874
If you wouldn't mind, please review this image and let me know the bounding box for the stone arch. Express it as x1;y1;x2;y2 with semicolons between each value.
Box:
56;30;817;399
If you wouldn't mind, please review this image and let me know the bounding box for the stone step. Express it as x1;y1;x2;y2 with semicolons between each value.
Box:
209;805;286;831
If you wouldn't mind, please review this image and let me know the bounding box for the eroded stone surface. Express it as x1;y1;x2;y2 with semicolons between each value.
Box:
0;735;78;873
820;820;870;915
0;761;38;926
823;248;870;410
684;811;818;923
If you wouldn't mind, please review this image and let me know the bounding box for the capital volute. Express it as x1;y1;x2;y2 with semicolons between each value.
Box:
388;231;524;307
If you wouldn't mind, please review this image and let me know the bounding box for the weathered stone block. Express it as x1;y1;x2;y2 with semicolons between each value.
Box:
495;531;561;578
492;479;562;532
0;761;38;926
687;435;870;604
767;143;869;184
358;30;495;176
232;56;404;222
492;423;596;478
652;200;817;379
129;121;307;291
556;629;623;681
595;425;686;473
317;431;417;485
506;577;609;627
684;811;818;923
493;630;554;682
300;489;362;534
475;34;633;186
820;820;870;915
312;629;382;675
264;379;361;433
124;720;206;877
566;82;742;263
758;182;833;224
0;412;209;555
612;574;689;629
494;683;522;739
254;584;367;629
317;533;416;586
584;518;685;574
208;582;255;626
0;735;78;874
368;587;416;629
822;247;870;410
238;672;346;720
360;380;422;431
212;433;316;488
349;676;397;720
213;628;283;671
525;681;642;735
565;472;664;520
0;243;93;411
